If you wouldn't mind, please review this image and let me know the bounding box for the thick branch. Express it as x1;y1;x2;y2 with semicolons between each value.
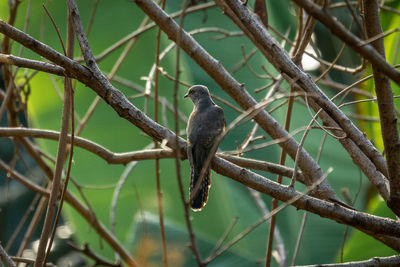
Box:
212;156;400;242
214;0;389;198
363;0;400;215
132;0;340;203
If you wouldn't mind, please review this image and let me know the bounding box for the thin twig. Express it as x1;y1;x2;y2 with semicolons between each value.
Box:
292;0;400;85
85;0;99;37
66;1;140;265
291;212;308;266
153;1;168;265
219;0;389;184
5;193;41;251
88;2;217;63
207;217;239;257
110;161;138;262
173;1;203;265
34;5;73;265
17;196;48;257
68;242;121;267
44;10;76;264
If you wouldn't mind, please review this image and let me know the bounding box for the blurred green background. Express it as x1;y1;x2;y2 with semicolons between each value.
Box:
1;0;399;266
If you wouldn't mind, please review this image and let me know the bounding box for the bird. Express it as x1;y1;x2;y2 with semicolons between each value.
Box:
184;85;225;211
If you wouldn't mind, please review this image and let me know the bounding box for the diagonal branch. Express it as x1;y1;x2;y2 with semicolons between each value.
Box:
214;0;390;200
133;0;341;204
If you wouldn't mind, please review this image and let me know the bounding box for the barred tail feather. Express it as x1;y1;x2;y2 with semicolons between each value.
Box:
189;168;211;211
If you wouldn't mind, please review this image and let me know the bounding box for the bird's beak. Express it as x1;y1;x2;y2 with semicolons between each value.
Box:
184;92;189;98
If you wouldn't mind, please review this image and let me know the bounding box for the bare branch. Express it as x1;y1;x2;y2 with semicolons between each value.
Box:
214;0;389;199
0;127;176;163
34;13;73;267
133;0;342;204
363;0;400;216
295;254;400;267
0;53;66;76
68;242;121;267
291;0;400;85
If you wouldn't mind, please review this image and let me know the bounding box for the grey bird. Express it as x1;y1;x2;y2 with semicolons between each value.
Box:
184;85;225;211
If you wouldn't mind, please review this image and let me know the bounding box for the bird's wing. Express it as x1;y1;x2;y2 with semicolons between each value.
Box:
198;105;225;148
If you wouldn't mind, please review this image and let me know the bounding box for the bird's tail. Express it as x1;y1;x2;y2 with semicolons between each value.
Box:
189;167;211;211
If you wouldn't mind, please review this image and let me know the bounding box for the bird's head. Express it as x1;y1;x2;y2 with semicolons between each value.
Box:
184;85;211;105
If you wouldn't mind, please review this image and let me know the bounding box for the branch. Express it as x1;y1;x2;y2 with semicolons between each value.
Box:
295;254;400;267
0;53;66;76
0;159;136;266
0;127;308;185
0;127;175;163
34;17;73;267
291;0;400;86
132;0;341;204
363;0;400;216
68;242;121;267
87;1;216;63
0;159;50;197
214;0;390;200
212;155;400;250
0;19;186;154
